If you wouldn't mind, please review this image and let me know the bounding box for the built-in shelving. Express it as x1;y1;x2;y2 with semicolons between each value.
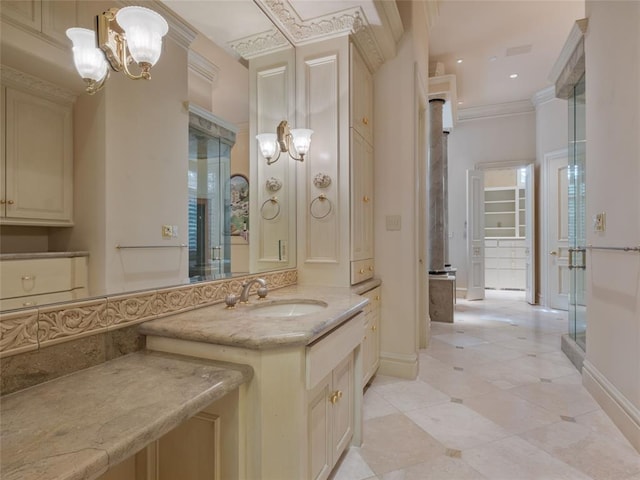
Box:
484;187;525;239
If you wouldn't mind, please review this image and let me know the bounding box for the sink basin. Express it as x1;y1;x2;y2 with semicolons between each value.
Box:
249;299;328;317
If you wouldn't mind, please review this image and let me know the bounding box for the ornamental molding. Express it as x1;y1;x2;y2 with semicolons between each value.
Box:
0;65;76;104
531;86;557;107
229;28;291;60
188;50;220;87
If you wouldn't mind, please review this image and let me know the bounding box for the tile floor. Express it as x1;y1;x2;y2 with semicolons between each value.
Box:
331;290;640;480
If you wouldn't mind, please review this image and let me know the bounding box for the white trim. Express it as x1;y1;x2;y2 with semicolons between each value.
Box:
548;19;588;84
475;159;534;171
0;65;76;104
582;360;640;452
542;148;568;309
378;351;418;379
531;86;556;107
458;100;534;122
188;50;219;86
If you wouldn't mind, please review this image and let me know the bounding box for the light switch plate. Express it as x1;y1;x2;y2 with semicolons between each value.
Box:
162;225;173;238
593;212;606;232
386;215;401;231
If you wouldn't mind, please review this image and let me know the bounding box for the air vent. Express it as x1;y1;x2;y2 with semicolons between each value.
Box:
505;44;533;56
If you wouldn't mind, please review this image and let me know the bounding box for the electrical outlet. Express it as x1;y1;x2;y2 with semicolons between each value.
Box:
161;225;173;238
386;215;401;231
593;212;606;232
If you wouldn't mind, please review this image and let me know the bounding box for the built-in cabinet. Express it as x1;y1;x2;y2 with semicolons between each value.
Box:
484;187;525;239
361;286;380;385
1;68;74;226
485;238;526;290
0;0;78;46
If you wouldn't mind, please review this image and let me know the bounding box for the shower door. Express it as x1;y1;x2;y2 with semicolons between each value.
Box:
568;73;587;350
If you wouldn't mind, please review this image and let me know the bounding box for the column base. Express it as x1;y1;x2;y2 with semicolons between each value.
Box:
429;275;455;323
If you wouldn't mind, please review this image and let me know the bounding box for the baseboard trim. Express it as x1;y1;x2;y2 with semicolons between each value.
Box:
456;288;467;299
561;334;585;372
378;351;418;379
582;360;640;453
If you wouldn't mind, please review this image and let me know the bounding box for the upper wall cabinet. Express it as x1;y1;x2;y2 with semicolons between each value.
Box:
1;67;75;226
350;45;373;145
1;0;78;47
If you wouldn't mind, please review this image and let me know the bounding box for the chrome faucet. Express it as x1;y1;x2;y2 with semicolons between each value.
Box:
239;278;268;303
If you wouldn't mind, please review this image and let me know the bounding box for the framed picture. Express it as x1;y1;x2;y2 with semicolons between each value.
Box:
229;174;249;239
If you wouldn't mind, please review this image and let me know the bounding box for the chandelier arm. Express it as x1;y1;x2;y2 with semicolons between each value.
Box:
266;150;282;165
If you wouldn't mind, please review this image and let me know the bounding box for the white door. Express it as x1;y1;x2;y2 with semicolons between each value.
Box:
545;150;570;310
466;169;485;300
524;164;536;304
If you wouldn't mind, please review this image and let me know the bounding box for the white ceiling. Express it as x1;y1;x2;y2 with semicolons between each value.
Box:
429;0;585;110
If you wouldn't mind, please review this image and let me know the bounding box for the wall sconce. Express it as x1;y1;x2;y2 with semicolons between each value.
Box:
256;121;313;165
66;6;169;95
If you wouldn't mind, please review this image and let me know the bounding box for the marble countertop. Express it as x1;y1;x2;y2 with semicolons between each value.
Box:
351;277;382;295
0;351;252;480
139;285;369;349
0;251;89;260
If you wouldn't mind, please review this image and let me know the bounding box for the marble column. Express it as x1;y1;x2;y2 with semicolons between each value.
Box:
443;130;450;267
428;99;446;274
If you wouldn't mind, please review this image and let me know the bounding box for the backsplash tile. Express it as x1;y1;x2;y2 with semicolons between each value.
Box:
107;291;157;329
154;285;196;318
38;299;108;348
193;281;230;307
0;308;39;358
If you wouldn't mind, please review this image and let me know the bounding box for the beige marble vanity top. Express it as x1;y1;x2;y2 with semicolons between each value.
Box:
0;251;89;260
0;351;252;480
139;285;369;349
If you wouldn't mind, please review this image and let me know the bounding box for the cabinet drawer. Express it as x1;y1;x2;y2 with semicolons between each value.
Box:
0;290;74;310
306;313;364;389
1;257;75;298
350;259;374;285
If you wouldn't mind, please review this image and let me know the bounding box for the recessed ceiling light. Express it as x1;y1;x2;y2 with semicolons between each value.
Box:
456;58;463;64
510;73;519;79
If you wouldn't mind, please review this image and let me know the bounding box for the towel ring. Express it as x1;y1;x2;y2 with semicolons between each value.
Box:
310;194;332;220
260;196;280;221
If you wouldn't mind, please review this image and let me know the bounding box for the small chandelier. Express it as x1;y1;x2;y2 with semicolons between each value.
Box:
256;121;313;165
66;6;169;95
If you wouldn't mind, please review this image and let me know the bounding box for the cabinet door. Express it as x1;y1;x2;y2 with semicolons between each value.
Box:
332;354;353;461
350;130;374;261
41;0;78;45
0;1;41;31
308;373;333;480
350;44;373;144
4;88;73;224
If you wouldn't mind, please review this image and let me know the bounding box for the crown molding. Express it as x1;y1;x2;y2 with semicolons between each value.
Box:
531;86;557;107
0;65;76;104
458;100;534;122
188;50;219;87
228;28;291;60
548;18;588;84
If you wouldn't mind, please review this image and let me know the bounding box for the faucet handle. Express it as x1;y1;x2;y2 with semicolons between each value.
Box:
257;286;268;300
225;294;238;309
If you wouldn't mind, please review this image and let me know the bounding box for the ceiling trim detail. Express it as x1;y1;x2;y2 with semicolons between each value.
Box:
531;86;557;107
188;50;220;87
1;65;76;103
228;29;291;60
458;100;534;122
548;18;588;85
255;0;391;72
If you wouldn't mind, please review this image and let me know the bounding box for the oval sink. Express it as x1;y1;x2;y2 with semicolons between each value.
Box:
249;299;328;317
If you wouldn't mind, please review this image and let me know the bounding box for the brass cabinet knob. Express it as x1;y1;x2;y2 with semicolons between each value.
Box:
368;266;373;272
21;275;34;281
374;295;379;301
362;117;369;125
0;199;5;204
549;251;558;256
337;390;343;399
7;200;14;205
372;325;377;332
363;196;370;203
359;268;365;274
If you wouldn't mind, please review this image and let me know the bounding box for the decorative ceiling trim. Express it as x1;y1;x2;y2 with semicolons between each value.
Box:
0;65;76;104
548;18;588;85
188;50;220;87
229;28;291;60
458;100;534;122
531;86;557;107
255;0;389;72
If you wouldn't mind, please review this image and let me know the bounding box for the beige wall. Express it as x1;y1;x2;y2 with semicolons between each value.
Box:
582;0;640;451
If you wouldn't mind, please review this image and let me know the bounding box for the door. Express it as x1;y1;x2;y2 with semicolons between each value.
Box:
466;169;485;300
545;150;570;310
524;164;536;304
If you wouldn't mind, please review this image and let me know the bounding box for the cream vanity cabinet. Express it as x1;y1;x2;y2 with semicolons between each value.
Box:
0;254;88;309
1;71;74;226
0;0;79;46
349;44;375;285
361;286;381;385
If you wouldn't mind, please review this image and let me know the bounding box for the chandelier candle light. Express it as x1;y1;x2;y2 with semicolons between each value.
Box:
257;121;313;165
66;6;169;94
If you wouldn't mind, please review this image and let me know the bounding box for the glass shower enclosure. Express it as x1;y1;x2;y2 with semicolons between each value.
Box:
568;73;587;351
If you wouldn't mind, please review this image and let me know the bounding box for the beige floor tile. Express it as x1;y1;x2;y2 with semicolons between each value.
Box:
432;333;488;348
465;342;528;362
363;389;400;420
506;354;579;380
369;375;405;388
359;414;445;475
380;456;488;480
422;343;494;369
520;420;640;480
465;359;541;388
510;379;600;418
464;389;560;435
463;435;592;480
372;379;450;412
496;337;559;355
330;447;376;480
575;409;636;447
418;358;499;400
406;402;511;450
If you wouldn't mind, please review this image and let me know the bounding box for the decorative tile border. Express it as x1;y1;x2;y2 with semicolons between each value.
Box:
0;308;39;358
0;269;297;358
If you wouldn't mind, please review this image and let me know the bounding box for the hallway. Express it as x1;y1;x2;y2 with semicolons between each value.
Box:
332;291;640;480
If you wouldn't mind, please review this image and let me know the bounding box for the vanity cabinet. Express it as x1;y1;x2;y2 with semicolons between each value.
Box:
1;74;74;226
0;255;88;309
361;286;381;385
350;44;374;145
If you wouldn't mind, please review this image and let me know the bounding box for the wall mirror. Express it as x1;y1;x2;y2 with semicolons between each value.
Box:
0;0;296;311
